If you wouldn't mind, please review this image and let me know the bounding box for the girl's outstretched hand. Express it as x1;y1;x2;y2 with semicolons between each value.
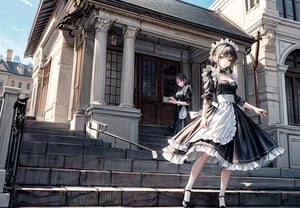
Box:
254;107;267;117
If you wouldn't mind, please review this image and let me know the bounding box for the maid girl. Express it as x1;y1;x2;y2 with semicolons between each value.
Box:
162;38;285;208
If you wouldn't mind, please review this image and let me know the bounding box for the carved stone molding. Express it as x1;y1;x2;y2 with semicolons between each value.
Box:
123;26;139;39
94;17;112;33
277;64;289;74
278;40;293;58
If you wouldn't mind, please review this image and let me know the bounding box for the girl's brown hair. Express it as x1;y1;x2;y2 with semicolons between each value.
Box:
209;44;238;66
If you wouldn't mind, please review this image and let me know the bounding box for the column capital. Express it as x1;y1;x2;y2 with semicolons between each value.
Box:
94;17;112;33
123;26;139;39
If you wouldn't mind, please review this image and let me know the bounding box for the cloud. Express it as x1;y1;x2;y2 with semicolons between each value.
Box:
20;0;33;7
11;25;25;33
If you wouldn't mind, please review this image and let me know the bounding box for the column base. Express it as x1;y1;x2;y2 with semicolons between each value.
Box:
119;103;135;108
70;111;87;131
86;104;141;149
90;100;107;105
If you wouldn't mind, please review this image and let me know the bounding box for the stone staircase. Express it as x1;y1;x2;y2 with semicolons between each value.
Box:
138;124;171;151
11;120;300;207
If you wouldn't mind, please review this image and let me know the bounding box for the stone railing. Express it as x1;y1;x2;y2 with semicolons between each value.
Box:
0;87;21;207
265;124;300;169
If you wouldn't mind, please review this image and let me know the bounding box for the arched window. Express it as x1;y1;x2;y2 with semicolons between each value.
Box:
285;49;300;125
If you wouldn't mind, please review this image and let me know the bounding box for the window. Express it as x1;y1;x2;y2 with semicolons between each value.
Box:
18;82;22;88
246;0;260;11
277;0;300;21
11;80;15;87
26;83;30;90
285;49;300;125
105;50;122;105
0;80;3;88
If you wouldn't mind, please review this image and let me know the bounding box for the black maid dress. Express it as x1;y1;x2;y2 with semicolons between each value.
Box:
162;67;285;171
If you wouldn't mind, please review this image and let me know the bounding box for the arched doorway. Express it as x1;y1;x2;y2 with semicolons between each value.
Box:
285;49;300;125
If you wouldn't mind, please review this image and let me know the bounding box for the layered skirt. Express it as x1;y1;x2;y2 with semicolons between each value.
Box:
162;94;285;171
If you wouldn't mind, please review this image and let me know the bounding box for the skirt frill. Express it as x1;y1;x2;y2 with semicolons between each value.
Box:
162;102;285;171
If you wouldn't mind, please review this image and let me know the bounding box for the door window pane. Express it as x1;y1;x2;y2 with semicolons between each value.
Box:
163;63;177;97
143;60;156;97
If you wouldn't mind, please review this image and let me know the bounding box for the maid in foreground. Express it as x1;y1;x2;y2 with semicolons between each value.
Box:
162;38;285;208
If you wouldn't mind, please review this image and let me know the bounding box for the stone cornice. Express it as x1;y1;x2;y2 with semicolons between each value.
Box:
84;0;254;45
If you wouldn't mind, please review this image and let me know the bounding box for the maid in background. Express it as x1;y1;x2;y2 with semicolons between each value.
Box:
168;73;192;134
162;38;285;208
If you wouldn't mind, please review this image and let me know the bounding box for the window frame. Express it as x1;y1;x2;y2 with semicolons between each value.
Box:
105;50;122;105
277;0;300;21
246;0;260;12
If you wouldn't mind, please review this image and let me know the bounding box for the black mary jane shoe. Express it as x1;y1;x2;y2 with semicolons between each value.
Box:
218;195;226;208
182;189;191;207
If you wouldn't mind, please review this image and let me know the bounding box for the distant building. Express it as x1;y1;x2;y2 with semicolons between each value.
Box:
0;49;33;110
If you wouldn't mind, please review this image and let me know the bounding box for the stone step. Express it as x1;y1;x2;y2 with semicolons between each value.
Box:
0;193;9;207
25;120;70;130
24;127;86;137
139;125;170;135
23;133;111;147
18;153;300;178
15;207;300;208
13;186;300;207
18;153;197;173
16;167;300;190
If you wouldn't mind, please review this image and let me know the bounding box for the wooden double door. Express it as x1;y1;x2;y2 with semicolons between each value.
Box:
137;55;180;126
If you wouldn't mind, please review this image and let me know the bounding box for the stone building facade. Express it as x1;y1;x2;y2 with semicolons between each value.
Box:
0;49;33;109
210;0;300;168
25;0;256;149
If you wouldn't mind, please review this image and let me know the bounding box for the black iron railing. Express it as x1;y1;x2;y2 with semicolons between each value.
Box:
87;118;158;159
5;96;29;207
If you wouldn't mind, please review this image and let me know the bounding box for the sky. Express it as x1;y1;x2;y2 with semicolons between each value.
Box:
0;0;215;65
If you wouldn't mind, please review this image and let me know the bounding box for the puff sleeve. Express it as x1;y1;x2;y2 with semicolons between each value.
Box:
201;66;216;104
184;85;192;105
234;94;246;106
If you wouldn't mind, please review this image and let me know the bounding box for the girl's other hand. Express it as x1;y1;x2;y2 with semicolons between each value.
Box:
254;107;267;117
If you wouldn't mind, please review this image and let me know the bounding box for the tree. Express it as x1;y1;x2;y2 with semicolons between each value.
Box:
13;55;21;63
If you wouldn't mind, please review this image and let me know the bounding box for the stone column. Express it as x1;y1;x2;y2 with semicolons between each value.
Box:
278;64;289;124
90;17;112;105
70;30;94;130
28;69;42;117
234;52;246;99
119;26;138;108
